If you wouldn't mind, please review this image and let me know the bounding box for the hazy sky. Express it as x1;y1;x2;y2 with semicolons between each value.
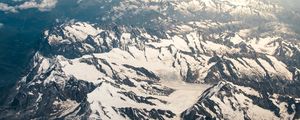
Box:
277;0;300;11
1;0;300;13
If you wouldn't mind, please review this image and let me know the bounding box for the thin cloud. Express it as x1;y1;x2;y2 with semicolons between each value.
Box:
0;0;58;13
0;3;18;13
0;23;3;29
18;0;58;11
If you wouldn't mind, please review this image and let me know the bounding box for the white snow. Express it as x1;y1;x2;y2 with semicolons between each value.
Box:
248;36;279;55
172;36;190;52
61;59;103;82
159;81;211;114
230;34;244;44
48;22;102;45
63;22;101;41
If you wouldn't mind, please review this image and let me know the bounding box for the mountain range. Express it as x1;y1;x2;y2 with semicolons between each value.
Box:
0;0;300;119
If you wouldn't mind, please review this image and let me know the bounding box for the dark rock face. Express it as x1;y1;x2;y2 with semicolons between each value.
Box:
0;55;97;119
117;107;176;120
203;50;300;98
42;22;148;59
119;91;167;105
64;77;97;102
123;64;160;81
181;82;300;120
